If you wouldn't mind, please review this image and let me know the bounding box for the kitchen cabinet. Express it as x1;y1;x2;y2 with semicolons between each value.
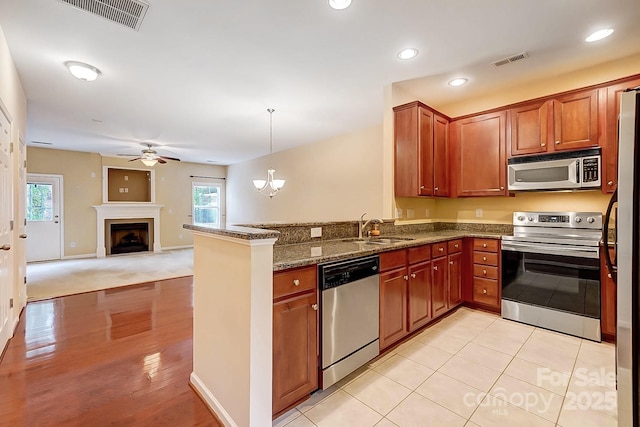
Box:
509;100;551;156
431;255;448;318
471;238;501;310
601;246;616;341
447;240;463;307
603;77;640;193
379;264;409;350
407;260;432;331
272;265;318;417
451;110;508;197
394;101;450;197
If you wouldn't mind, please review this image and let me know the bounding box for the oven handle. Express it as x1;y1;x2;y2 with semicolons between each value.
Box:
602;188;617;282
501;241;600;259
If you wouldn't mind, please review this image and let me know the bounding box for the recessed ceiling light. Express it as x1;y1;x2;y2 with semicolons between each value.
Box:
397;48;419;60
585;28;614;42
64;61;101;81
328;0;351;10
448;78;468;87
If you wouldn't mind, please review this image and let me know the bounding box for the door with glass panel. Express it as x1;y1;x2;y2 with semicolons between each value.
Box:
192;181;225;228
27;174;62;262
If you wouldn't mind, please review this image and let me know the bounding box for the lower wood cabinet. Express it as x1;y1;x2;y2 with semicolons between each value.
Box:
380;266;409;349
272;265;318;417
448;251;463;307
471;238;501;310
601;247;616;340
431;256;448;318
407;260;432;332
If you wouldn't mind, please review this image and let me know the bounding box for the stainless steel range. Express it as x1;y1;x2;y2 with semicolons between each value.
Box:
501;211;602;341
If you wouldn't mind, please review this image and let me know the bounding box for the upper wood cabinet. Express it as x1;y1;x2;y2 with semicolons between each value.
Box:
451;110;508;197
603;77;640;193
394;101;449;197
509;88;599;157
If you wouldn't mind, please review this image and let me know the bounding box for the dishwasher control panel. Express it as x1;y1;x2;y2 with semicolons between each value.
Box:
319;255;379;290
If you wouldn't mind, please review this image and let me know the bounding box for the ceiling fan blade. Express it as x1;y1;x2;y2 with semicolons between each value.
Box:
157;158;167;164
128;157;142;162
117;153;137;157
158;156;181;162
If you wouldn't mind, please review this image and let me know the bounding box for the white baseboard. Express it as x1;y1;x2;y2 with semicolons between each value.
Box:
162;245;194;251
190;372;237;427
61;253;97;260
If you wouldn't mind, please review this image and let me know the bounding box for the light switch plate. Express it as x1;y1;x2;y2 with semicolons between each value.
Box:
476;208;483;218
310;227;322;238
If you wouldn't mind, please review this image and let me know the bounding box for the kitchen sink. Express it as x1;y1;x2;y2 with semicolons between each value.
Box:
342;237;415;245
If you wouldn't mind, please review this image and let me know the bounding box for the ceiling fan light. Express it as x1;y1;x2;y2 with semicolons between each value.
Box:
141;158;158;167
64;61;101;81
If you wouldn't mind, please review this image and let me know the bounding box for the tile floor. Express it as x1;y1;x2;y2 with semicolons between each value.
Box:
273;307;617;427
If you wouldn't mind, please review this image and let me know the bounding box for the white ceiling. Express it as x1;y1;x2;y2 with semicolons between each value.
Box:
0;0;639;165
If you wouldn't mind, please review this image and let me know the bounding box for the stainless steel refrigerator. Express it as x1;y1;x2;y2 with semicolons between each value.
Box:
604;88;640;426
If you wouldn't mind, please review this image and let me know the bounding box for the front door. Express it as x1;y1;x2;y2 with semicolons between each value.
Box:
0;105;13;350
27;174;62;262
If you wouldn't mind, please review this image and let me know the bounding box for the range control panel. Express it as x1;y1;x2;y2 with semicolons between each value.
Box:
513;211;603;229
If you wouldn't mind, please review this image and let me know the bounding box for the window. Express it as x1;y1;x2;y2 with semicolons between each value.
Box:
26;183;54;221
192;182;225;228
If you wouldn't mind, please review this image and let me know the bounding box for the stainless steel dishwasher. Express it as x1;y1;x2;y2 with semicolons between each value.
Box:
319;255;380;389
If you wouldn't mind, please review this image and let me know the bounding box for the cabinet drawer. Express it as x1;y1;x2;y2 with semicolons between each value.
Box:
408;245;430;264
274;265;317;299
447;239;463;254
380;249;407;271
473;278;499;307
473;251;499;266
431;242;448;258
473;264;498;280
473;239;499;252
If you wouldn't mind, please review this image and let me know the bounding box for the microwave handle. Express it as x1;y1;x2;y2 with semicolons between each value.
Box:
576;159;581;184
603;189;617;283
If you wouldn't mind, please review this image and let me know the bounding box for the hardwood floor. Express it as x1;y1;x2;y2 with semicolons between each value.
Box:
0;277;222;426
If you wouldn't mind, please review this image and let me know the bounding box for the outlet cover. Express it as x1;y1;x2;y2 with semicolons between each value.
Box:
310;227;322;238
425;208;430;217
476;208;483;218
70;241;76;248
395;208;403;219
311;247;322;257
407;209;415;219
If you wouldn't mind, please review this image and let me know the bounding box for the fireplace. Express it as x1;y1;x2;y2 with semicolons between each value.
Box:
93;204;162;258
110;222;149;255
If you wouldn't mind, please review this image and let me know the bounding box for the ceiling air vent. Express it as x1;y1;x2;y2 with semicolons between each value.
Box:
58;0;149;31
492;51;529;67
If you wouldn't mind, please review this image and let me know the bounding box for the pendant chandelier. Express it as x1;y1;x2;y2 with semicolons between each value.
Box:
253;108;285;198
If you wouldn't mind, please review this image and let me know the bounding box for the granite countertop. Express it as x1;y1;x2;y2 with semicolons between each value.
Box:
183;224;280;240
274;230;504;271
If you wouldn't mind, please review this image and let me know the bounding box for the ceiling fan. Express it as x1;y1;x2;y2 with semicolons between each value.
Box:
118;143;181;166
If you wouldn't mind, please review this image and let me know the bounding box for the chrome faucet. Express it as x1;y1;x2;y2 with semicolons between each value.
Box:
359;213;383;239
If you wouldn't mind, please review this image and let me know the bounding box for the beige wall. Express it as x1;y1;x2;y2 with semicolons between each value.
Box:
226;125;384;224
27;147;227;257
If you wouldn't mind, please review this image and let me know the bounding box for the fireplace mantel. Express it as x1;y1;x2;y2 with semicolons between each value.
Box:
93;204;163;258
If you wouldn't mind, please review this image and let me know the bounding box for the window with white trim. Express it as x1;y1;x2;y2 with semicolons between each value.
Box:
192;181;225;228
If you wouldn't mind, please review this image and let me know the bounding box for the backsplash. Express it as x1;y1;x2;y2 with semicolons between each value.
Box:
239;220;512;246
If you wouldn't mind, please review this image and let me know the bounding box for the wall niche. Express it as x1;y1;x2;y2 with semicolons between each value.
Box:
104;166;155;203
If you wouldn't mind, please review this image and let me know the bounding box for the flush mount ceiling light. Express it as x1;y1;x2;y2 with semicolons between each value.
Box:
64;61;101;81
328;0;351;10
253;108;285;198
448;78;468;87
397;48;419;60
585;28;614;42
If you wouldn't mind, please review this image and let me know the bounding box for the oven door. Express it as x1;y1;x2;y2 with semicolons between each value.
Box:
501;242;600;319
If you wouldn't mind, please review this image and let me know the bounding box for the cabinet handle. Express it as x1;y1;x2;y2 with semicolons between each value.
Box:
483;269;487;275
293;279;300;286
449;261;454;265
483;256;487;261
19;234;27;239
433;266;438;271
420;185;425;189
482;243;487;248
411;273;416;279
608;273;612;279
0;245;10;251
555;140;561;145
608;181;614;186
541;142;546;147
434;186;439;191
439;247;444;252
403;275;409;281
500;186;505;190
454;244;459;248
483;289;487;294
312;304;318;311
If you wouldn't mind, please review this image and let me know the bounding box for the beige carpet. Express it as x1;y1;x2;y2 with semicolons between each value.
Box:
26;248;194;301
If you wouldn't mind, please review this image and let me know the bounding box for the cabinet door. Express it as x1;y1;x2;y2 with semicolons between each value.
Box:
510;100;552;156
431;256;448;318
433;114;449;196
604;78;640;193
394;104;419;197
448;252;463;308
553;88;598;151
418;106;434;196
408;260;432;332
601;248;616;339
452;111;507;197
273;292;318;415
380;267;408;350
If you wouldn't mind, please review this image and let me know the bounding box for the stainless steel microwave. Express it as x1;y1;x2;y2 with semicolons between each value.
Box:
507;148;601;191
